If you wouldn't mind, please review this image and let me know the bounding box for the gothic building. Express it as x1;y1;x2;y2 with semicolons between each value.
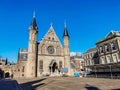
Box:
16;14;71;78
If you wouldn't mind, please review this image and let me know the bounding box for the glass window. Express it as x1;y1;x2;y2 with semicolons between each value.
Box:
88;60;90;65
90;60;92;65
23;54;27;60
48;37;50;40
111;42;116;50
90;53;92;58
101;57;105;64
40;60;43;69
113;54;118;63
105;44;109;52
107;56;111;63
87;60;89;65
100;46;103;53
52;38;54;41
88;54;89;58
59;61;62;69
86;61;88;66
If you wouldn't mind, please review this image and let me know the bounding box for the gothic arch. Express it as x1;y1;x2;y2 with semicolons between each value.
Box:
5;72;10;78
56;46;61;55
41;44;46;54
49;60;58;73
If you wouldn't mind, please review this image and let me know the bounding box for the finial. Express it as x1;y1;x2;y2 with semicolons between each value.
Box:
50;22;52;26
50;22;53;27
33;11;35;18
64;20;66;28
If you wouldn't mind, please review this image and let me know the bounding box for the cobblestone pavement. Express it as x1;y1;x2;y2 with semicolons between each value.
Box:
16;77;120;90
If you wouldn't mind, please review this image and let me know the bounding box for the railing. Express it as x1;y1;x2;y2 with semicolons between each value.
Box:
86;73;120;79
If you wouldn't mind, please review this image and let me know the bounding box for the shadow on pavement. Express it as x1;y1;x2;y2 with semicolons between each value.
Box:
0;79;22;90
85;84;100;90
19;78;47;90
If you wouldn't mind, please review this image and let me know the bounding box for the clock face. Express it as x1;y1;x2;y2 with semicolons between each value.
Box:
47;46;54;54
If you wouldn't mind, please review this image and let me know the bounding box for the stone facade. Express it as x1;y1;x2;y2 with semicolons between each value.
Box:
84;48;99;65
0;57;7;66
0;56;16;78
84;31;120;78
84;48;99;73
16;15;71;78
96;31;120;64
70;52;85;72
84;31;120;66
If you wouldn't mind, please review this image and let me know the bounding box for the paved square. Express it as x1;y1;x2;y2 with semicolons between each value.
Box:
17;77;120;90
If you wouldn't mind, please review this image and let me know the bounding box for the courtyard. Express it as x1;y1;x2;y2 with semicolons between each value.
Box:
16;77;120;90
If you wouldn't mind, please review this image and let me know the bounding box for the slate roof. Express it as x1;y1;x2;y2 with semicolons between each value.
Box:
63;27;69;38
29;14;38;30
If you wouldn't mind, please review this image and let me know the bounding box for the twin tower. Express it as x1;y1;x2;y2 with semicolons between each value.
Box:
26;14;71;77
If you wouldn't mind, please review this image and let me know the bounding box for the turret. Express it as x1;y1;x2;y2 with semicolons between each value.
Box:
63;22;69;38
26;12;38;77
17;48;20;63
63;21;71;75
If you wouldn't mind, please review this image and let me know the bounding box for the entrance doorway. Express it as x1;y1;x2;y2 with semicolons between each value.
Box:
5;72;10;78
49;60;58;73
52;62;58;72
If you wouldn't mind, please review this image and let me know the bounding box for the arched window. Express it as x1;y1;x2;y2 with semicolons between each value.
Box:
59;61;62;69
22;66;25;72
52;38;54;41
48;37;50;40
57;46;61;55
41;44;46;54
39;60;43;73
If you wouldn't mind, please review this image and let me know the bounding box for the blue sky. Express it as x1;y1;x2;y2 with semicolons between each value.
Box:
0;0;120;62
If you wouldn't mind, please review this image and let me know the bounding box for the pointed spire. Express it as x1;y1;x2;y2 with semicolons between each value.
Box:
64;20;66;28
33;11;35;18
63;21;69;38
17;48;20;61
29;11;38;30
49;22;54;30
50;22;53;27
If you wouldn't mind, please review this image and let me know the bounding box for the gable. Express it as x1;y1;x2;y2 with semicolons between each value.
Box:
39;25;63;48
106;31;114;38
106;30;120;39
